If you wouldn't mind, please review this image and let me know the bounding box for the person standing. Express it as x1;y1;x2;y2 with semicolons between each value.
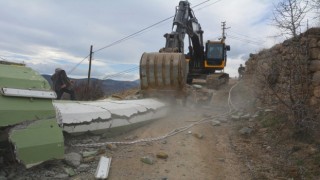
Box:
51;68;75;100
238;64;245;80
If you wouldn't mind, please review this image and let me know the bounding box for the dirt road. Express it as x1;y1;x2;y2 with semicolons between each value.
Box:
69;81;254;180
3;80;257;180
100;108;248;179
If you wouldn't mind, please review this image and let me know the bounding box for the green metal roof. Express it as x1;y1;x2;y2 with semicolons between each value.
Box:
0;64;55;127
0;64;51;90
0;63;64;168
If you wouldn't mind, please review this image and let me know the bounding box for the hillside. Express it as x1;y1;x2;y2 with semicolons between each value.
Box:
42;74;140;95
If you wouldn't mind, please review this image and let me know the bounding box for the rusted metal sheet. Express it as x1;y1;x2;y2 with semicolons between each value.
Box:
140;53;187;94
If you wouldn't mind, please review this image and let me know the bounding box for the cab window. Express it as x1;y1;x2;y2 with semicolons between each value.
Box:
207;44;223;59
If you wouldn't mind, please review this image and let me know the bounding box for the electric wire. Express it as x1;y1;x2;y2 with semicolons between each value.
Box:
228;34;264;46
228;34;262;45
68;0;225;76
101;66;139;80
93;16;174;54
228;30;266;43
194;0;224;11
93;0;223;54
68;54;90;74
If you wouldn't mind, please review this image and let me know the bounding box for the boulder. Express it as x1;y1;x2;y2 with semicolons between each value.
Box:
239;127;253;135
64;152;82;167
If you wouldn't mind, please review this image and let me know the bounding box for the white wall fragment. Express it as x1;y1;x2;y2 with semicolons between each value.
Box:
95;156;112;179
53;98;168;134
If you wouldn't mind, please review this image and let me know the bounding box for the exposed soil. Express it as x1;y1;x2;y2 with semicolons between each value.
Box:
2;79;320;179
68;79;255;180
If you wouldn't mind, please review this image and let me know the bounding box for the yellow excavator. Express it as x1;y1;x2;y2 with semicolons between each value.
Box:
140;1;230;97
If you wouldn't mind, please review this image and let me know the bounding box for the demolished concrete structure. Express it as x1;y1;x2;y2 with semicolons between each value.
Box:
0;62;167;168
0;62;64;168
54;99;167;134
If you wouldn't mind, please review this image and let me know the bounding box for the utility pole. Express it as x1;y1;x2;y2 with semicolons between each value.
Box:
221;21;230;42
88;45;93;86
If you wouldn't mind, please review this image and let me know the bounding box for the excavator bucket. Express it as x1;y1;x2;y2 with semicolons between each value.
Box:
139;52;187;97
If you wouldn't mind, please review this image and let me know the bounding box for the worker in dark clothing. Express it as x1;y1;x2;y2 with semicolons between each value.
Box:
51;68;75;100
238;64;245;80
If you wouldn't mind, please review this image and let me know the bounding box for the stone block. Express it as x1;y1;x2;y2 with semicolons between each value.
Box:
312;71;320;86
309;38;318;48
310;60;320;72
310;96;319;106
310;48;319;59
314;86;320;97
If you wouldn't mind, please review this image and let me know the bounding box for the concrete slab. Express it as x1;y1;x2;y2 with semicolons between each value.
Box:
53;98;167;134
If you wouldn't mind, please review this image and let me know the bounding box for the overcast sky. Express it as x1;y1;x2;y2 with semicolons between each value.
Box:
0;0;317;80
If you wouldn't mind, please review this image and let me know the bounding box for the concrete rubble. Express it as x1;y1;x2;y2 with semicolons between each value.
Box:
95;156;111;179
53;98;168;134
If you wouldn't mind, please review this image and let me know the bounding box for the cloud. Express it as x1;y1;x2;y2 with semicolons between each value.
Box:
0;0;290;80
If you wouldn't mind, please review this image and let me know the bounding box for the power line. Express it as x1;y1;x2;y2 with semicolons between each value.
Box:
102;66;139;80
228;33;264;44
93;16;174;54
69;0;225;77
68;54;90;74
93;0;225;54
228;30;265;43
194;0;224;11
191;0;211;8
228;35;264;46
103;67;139;80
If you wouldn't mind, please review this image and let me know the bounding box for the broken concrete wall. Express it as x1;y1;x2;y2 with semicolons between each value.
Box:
53;98;167;135
245;28;320;120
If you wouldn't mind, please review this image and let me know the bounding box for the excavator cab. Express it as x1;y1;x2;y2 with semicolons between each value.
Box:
205;41;230;70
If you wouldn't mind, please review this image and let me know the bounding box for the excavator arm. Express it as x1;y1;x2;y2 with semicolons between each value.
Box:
161;0;204;61
139;1;230;98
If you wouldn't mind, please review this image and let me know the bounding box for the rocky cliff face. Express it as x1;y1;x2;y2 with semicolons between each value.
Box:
245;28;320;123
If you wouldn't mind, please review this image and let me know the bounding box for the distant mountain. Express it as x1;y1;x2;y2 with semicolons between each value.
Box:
42;74;140;95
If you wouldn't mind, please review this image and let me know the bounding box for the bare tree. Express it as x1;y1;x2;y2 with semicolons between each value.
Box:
273;0;309;37
310;0;320;9
309;0;320;25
